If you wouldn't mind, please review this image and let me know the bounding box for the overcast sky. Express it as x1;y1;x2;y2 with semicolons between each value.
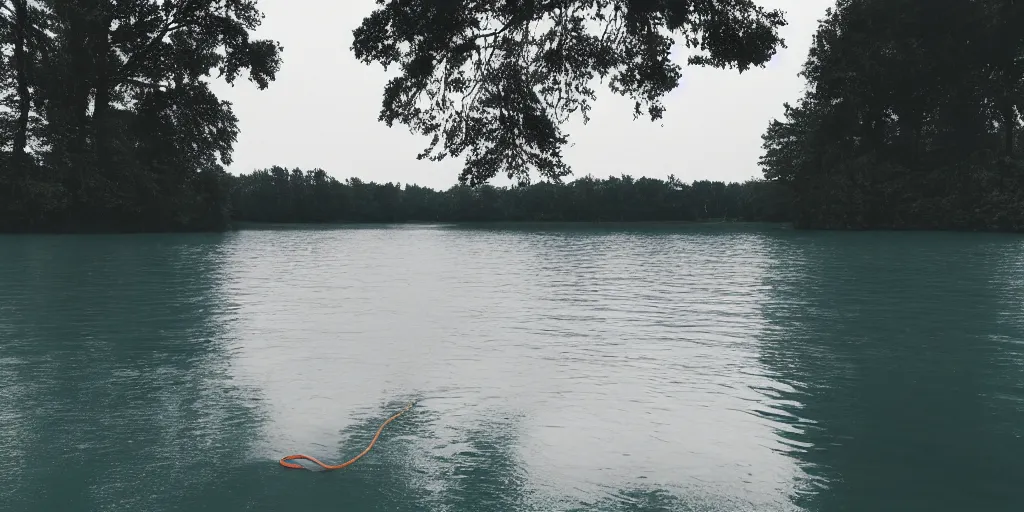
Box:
209;0;834;190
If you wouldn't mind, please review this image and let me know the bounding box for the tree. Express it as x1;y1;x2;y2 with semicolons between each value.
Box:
0;0;282;231
759;0;1024;231
351;0;788;186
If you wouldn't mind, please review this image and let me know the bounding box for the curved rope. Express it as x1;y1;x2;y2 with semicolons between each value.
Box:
280;402;414;470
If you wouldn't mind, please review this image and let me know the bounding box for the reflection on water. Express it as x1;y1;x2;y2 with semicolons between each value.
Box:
758;232;1024;512
219;226;803;510
0;235;265;511
1;226;1022;511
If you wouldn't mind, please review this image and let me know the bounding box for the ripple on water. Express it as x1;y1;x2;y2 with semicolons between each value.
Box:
3;227;1023;511
211;227;807;510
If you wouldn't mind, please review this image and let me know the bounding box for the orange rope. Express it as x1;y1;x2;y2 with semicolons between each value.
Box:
280;402;414;470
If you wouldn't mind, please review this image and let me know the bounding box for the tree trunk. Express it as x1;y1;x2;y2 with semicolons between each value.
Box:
92;13;113;169
12;0;31;161
48;0;97;199
1003;105;1016;157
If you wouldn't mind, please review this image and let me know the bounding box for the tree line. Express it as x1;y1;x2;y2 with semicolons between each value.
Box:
228;168;791;224
760;0;1024;231
5;1;1024;232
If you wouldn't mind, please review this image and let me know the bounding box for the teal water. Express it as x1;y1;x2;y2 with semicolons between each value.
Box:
1;225;1022;511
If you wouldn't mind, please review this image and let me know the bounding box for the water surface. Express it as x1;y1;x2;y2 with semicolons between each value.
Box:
1;224;1021;511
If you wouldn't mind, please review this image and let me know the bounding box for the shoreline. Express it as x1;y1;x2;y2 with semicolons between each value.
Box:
5;220;1024;235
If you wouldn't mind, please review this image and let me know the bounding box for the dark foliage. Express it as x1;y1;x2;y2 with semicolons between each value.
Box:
760;0;1024;231
352;0;787;185
228;167;792;223
0;0;281;232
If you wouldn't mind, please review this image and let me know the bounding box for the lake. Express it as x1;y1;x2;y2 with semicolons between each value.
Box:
1;224;1022;511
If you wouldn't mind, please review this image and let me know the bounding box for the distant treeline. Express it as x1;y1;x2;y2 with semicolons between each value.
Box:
228;167;792;224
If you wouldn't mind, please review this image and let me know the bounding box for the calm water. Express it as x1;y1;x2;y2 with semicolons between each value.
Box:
1;224;1022;511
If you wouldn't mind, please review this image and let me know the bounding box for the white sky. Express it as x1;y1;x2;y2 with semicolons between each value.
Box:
210;0;834;190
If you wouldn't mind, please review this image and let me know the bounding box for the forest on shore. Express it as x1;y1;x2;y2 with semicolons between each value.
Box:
228;169;791;223
2;1;1023;232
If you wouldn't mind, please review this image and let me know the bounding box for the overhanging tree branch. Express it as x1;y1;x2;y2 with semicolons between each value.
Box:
352;0;786;185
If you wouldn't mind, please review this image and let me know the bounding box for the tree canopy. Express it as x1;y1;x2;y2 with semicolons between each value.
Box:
352;0;787;185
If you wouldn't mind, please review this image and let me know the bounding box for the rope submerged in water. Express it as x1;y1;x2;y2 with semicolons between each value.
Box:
279;402;414;470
